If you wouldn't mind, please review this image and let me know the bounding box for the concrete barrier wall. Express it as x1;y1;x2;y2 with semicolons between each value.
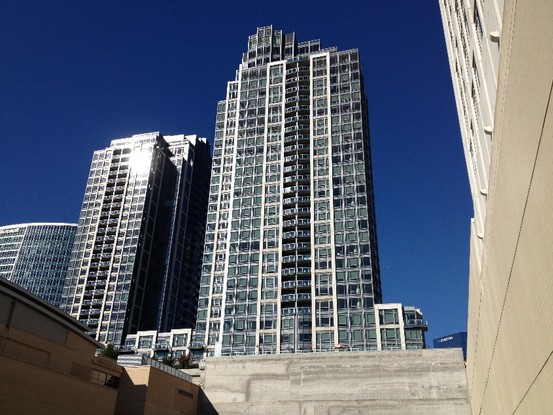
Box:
200;349;471;415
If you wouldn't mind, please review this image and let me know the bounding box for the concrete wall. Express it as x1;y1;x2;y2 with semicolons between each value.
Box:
465;2;553;414
199;349;470;415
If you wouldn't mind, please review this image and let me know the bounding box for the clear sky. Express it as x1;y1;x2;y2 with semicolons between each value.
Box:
0;1;472;344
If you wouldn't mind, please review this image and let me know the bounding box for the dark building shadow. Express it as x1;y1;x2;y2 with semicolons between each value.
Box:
197;388;219;415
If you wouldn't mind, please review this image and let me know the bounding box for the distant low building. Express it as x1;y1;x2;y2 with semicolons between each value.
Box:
123;304;427;363
433;331;467;359
374;304;428;351
0;223;76;306
122;328;193;360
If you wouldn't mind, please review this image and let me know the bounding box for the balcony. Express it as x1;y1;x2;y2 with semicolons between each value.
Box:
282;307;311;315
283;174;310;184
282;218;310;228
404;319;428;329
282;242;311;252
282;196;310;208
282;254;311;264
115;345;136;354
284;134;310;144
153;342;170;351
89;309;101;318
282;230;310;240
281;293;311;302
281;279;311;290
283;185;310;194
285;104;310;114
281;267;311;277
284;144;310;155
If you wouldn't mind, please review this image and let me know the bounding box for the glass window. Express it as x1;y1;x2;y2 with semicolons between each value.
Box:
138;335;153;348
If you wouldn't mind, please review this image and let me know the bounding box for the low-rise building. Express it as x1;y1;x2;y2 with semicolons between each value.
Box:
127;304;427;362
374;304;427;350
122;328;192;360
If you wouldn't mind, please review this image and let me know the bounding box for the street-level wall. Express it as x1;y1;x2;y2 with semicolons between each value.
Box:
199;349;470;415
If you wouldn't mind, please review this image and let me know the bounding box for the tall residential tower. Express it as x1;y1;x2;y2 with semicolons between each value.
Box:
0;223;76;306
61;132;211;345
194;26;382;357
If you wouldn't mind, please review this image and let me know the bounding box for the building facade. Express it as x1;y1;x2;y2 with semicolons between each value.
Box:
194;26;382;357
124;308;426;362
0;223;76;306
61;132;211;346
439;0;501;276
440;1;553;413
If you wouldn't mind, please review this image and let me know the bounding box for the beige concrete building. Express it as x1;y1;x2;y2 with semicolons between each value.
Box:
0;277;203;414
115;355;200;415
0;278;122;414
440;0;553;413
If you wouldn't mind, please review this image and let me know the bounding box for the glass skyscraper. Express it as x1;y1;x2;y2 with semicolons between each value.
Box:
194;26;383;357
0;223;76;306
61;132;211;345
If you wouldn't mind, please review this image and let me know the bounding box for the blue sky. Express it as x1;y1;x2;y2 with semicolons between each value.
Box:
0;1;472;343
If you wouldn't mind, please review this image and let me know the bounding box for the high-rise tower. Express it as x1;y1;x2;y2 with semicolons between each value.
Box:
61;132;211;345
194;26;382;357
0;223;76;306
